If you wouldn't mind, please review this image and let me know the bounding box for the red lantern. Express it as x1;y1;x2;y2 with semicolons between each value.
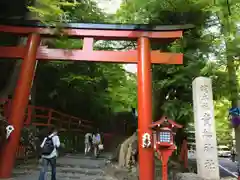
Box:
149;116;182;180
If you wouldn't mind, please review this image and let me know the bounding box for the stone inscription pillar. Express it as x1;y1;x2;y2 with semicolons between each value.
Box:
192;77;220;180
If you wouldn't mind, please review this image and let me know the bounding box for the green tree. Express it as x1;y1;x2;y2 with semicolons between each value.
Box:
115;0;238;145
116;0;214;125
27;0;138;130
214;98;232;145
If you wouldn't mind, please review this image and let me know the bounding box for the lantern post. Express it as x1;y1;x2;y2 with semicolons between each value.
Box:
150;116;183;180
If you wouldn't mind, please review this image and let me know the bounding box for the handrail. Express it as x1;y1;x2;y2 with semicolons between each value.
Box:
0;98;93;132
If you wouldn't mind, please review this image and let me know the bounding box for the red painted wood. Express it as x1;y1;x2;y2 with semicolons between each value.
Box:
158;149;175;180
0;98;93;129
83;37;94;52
179;139;188;169
137;37;154;180
150;116;183;129
0;46;25;58
0;25;183;39
47;109;53;125
31;123;50;126
33;114;49;119
0;46;183;64
25;106;32;125
0;33;41;178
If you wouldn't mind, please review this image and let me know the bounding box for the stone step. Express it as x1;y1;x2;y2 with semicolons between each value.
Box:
14;170;111;179
47;176;114;180
57;163;102;169
57;166;104;175
15;161;104;172
13;166;104;176
13;171;116;180
49;171;104;178
16;163;102;170
12;154;116;180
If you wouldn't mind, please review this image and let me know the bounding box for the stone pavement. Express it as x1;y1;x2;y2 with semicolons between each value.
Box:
11;154;117;180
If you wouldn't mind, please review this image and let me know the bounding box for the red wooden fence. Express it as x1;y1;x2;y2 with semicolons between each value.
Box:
0;98;94;159
0;98;93;132
0;98;117;159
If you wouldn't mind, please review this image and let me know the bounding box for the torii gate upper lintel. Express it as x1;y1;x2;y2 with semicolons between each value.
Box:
0;19;194;180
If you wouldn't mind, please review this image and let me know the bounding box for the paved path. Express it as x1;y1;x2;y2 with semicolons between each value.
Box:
12;154;117;180
188;157;238;178
218;158;238;178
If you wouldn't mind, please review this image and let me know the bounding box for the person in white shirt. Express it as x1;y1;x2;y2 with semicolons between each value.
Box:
84;133;93;155
38;126;60;180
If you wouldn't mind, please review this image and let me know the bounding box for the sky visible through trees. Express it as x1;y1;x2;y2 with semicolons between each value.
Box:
96;0;137;74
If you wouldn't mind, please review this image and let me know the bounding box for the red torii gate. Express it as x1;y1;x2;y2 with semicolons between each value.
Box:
0;20;193;179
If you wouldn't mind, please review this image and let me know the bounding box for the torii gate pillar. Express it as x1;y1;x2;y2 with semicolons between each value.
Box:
0;33;40;178
137;37;154;180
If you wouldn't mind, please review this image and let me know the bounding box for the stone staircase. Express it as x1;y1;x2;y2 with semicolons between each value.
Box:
12;154;116;180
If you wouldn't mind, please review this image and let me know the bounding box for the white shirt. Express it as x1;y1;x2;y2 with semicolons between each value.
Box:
40;132;60;159
85;133;92;143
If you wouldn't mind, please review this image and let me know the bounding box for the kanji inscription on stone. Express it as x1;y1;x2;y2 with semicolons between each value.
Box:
199;87;210;109
201;112;212;126
192;77;219;180
204;159;217;171
200;84;209;92
203;143;214;152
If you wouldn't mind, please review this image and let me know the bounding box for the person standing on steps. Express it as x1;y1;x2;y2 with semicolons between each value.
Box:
92;129;102;157
38;126;60;180
84;132;93;155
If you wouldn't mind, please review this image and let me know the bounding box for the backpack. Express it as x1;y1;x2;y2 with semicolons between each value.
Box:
41;136;55;155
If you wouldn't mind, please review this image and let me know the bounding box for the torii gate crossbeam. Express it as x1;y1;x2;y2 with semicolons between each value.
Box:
0;19;193;180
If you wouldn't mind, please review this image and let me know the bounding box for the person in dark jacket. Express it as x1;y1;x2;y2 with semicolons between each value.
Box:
38;126;60;180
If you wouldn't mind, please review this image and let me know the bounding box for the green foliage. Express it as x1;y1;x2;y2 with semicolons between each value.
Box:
36;60;136;129
21;0;240;143
116;0;213;124
28;0;137;132
28;0;106;25
116;0;240;144
192;0;240;106
214;98;232;145
28;0;78;25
